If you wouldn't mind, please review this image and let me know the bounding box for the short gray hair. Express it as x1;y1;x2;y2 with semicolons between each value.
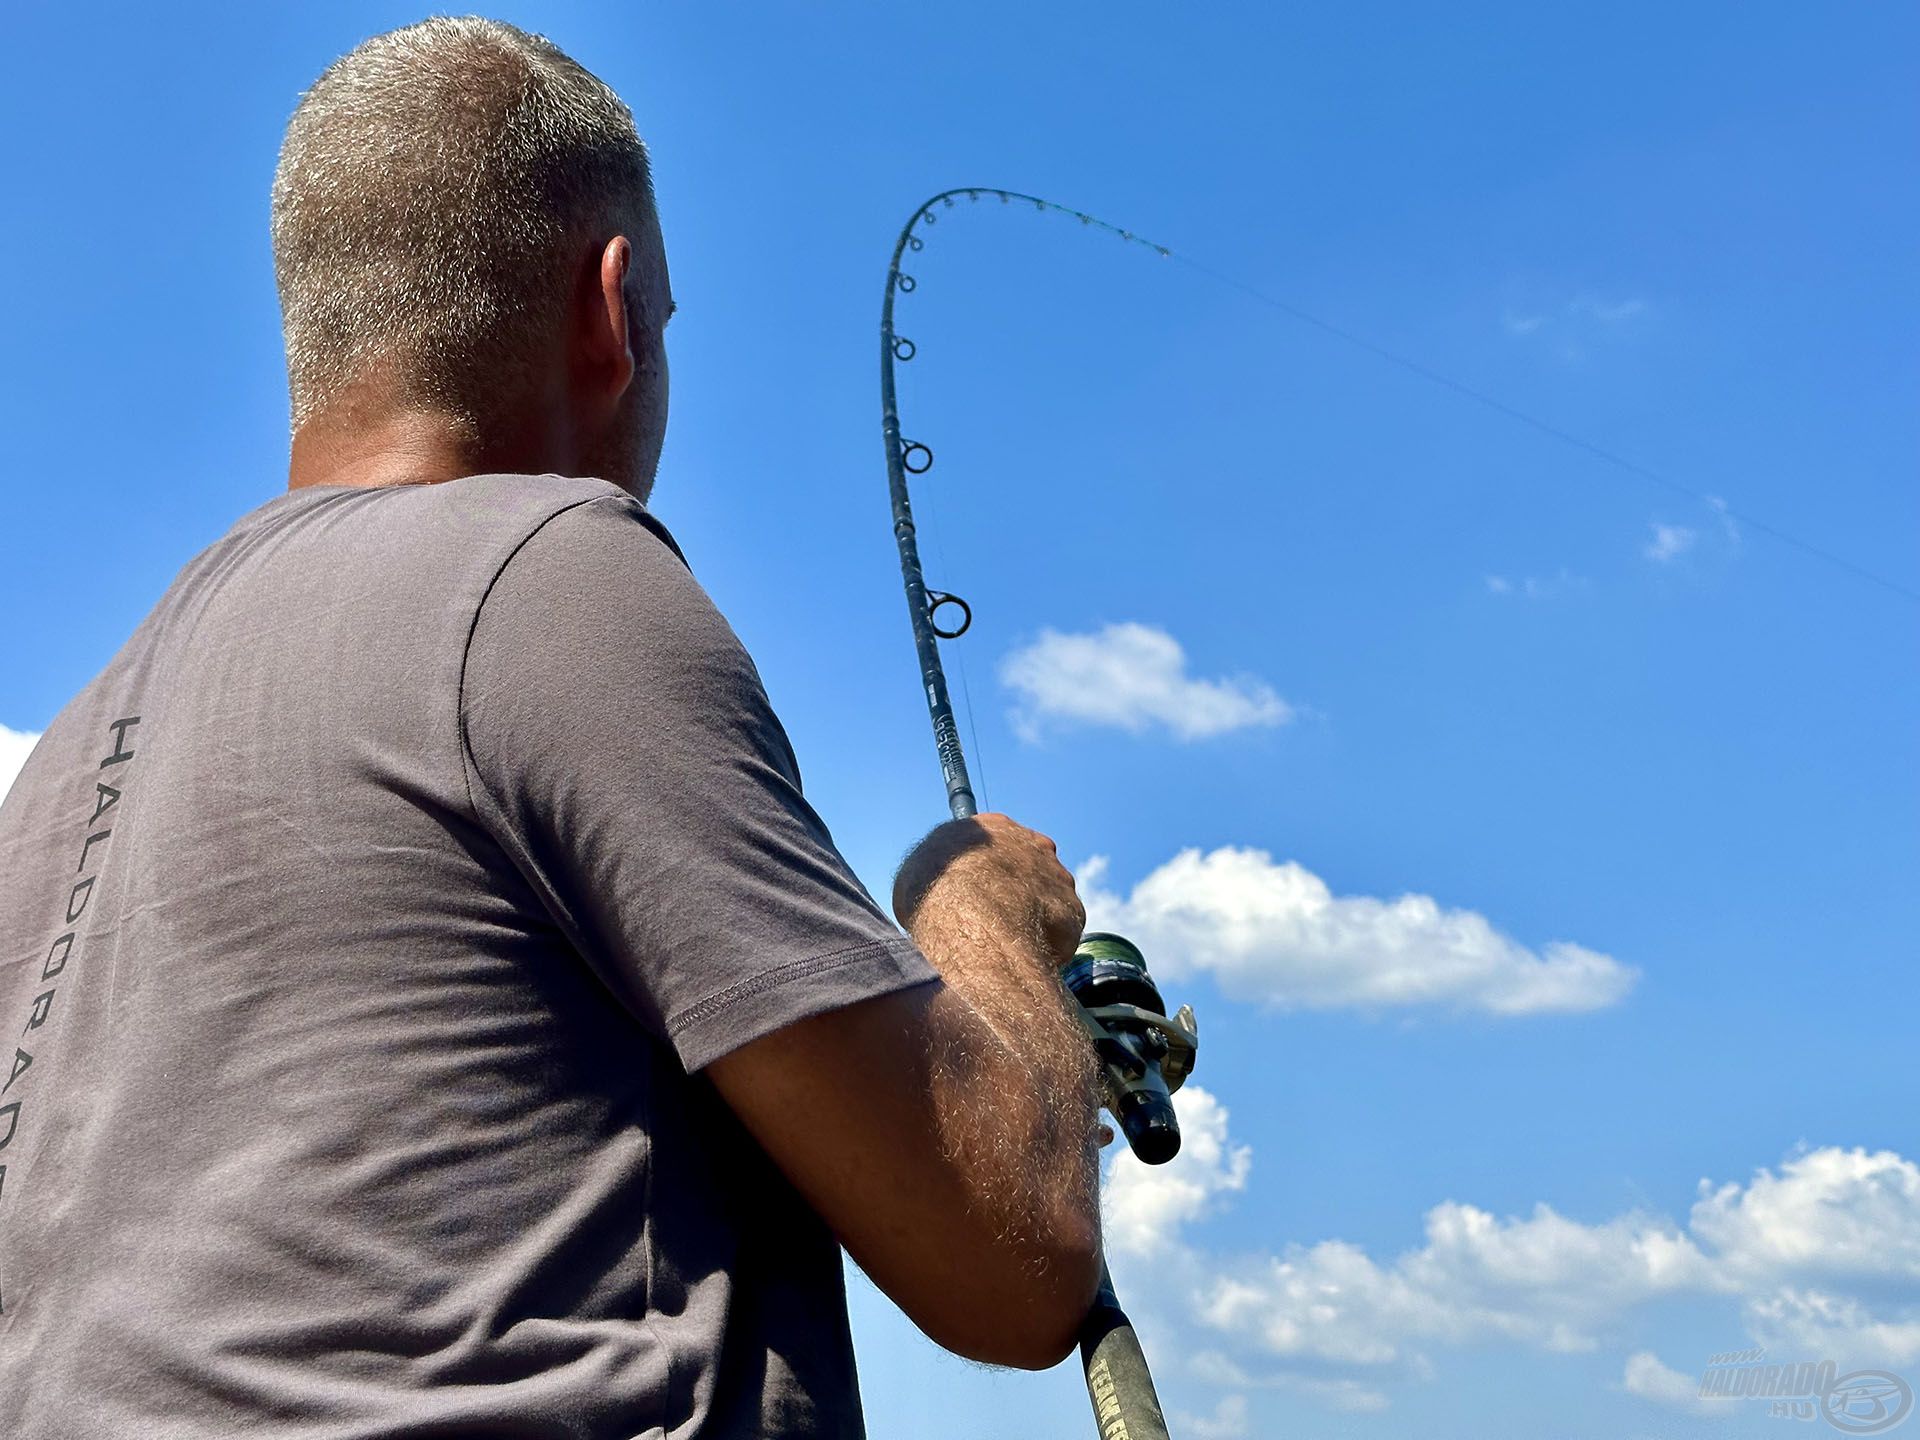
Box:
271;17;655;433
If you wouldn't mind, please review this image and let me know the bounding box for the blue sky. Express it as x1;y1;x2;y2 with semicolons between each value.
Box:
3;3;1916;1435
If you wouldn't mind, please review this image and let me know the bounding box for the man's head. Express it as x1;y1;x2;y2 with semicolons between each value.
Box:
272;17;670;497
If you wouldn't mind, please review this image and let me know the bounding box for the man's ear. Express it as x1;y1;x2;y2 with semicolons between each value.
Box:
591;235;637;397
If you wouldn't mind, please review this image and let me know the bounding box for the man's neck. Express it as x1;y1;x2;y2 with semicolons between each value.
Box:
288;403;559;493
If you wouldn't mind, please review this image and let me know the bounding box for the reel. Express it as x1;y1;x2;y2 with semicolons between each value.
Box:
1060;933;1198;1166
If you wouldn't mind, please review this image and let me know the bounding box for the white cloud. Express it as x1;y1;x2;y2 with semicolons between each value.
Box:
1751;1290;1920;1367
1;725;41;798
1187;1352;1392;1413
1279;1376;1392;1413
1104;1086;1251;1259
1194;1201;1712;1367
1485;568;1587;600
1105;1097;1920;1420
1080;847;1636;1015
999;623;1291;742
1692;1148;1920;1285
1705;1151;1920;1369
1644;523;1697;563
1503;294;1649;346
1743;1289;1920;1369
1708;495;1742;546
1172;1393;1250;1440
1622;1351;1732;1416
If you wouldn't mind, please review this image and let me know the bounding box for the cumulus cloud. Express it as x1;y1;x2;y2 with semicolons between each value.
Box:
1692;1147;1920;1284
1276;1376;1392;1413
1105;1096;1920;1421
1186;1349;1396;1411
1194;1200;1712;1367
999;623;1291;742
1622;1351;1732;1416
1104;1086;1250;1259
1644;522;1697;563
1171;1393;1250;1440
1;724;41;798
1079;847;1636;1015
1695;1149;1920;1368
1743;1289;1920;1369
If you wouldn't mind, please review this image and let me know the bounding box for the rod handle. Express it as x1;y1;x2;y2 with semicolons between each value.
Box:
1078;1266;1171;1440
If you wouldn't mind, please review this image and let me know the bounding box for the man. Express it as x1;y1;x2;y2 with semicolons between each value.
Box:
0;17;1103;1438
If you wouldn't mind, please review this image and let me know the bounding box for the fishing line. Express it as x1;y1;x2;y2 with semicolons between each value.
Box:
1170;253;1920;606
888;186;1917;609
953;646;988;814
903;389;991;812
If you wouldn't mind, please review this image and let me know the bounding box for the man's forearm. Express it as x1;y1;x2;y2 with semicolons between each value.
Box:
903;900;1102;1278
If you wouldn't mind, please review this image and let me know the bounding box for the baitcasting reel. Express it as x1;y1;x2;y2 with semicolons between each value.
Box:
1061;933;1198;1166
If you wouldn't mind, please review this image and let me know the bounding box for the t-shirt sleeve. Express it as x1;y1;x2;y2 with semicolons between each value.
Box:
460;493;937;1071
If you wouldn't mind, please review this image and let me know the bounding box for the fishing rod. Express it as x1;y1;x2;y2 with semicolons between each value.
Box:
878;187;1201;1440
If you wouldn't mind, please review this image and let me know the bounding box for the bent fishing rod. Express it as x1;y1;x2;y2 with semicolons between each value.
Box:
878;188;1201;1440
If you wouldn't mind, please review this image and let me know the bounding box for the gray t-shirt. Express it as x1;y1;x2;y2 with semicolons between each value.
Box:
0;474;937;1439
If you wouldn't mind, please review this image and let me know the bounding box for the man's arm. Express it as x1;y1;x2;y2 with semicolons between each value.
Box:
460;495;1103;1365
706;814;1104;1370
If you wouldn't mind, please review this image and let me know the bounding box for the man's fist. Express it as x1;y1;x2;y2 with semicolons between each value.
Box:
893;813;1086;968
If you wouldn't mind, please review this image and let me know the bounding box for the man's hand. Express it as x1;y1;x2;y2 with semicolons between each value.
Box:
893;813;1086;979
706;813;1104;1370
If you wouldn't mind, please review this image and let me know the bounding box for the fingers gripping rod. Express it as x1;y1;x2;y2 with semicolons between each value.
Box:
879;189;1178;1440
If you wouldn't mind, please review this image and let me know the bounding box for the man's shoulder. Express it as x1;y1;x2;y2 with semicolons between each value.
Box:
370;473;652;550
228;473;684;587
235;472;639;537
420;471;629;530
407;473;689;574
116;474;688;688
